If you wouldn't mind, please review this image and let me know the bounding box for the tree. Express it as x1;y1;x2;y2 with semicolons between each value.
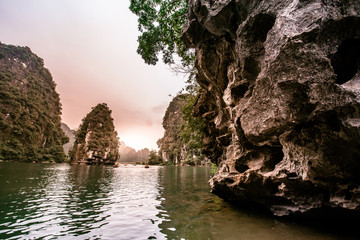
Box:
129;0;194;69
147;150;162;165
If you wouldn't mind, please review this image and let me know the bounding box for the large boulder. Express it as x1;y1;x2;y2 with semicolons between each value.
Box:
182;0;360;216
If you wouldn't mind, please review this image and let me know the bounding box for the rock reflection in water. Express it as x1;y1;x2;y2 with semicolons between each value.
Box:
0;163;166;240
0;163;357;239
0;163;115;239
156;166;346;240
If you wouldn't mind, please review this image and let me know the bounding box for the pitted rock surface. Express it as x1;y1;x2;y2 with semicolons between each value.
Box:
182;0;360;216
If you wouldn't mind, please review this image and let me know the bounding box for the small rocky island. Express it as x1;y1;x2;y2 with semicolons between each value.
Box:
182;0;360;217
0;43;68;162
70;103;119;165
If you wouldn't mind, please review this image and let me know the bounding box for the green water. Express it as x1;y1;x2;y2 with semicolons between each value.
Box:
0;163;356;239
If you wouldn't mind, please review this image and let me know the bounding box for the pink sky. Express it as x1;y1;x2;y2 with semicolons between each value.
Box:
0;0;185;150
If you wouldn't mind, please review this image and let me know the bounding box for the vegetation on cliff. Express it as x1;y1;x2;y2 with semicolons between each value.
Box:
130;0;205;165
157;94;186;164
70;103;119;164
158;93;205;165
180;92;205;158
0;43;68;162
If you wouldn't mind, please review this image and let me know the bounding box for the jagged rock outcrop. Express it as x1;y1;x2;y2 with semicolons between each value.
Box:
61;123;75;155
0;43;68;162
70;103;119;165
182;0;360;216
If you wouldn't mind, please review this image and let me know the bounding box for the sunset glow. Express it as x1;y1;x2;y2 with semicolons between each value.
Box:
0;0;185;150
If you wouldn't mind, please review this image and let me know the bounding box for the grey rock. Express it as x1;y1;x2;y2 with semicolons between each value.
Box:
61;123;75;155
183;0;360;216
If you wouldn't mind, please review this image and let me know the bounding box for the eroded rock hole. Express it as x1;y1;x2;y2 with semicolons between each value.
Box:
287;172;298;179
235;163;249;173
231;83;249;101
262;145;284;172
249;14;276;43
244;57;260;81
225;177;235;184
331;38;360;84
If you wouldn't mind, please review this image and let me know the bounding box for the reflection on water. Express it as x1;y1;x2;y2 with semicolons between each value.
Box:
0;163;357;240
156;167;345;240
0;163;165;240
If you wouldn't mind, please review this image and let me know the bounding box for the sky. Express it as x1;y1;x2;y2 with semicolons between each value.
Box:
0;0;186;150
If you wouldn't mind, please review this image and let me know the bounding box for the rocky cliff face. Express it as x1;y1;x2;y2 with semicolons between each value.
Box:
0;43;68;162
158;94;206;165
182;0;360;216
158;94;188;164
71;103;119;164
61;123;75;155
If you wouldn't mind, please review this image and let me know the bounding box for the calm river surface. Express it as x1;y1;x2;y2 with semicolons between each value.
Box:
0;163;357;240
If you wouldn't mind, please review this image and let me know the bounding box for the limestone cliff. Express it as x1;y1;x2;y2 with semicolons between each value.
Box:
158;94;205;165
182;0;360;216
0;43;68;162
70;103;119;164
158;94;188;164
61;123;75;155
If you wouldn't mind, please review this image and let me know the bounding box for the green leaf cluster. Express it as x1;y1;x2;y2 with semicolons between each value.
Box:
0;43;68;162
129;0;193;67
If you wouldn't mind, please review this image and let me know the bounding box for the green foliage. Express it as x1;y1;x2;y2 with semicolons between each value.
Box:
70;103;119;163
180;91;205;155
129;0;194;68
157;92;206;165
211;163;218;175
185;156;195;166
160;161;173;166
147;150;162;165
0;43;68;162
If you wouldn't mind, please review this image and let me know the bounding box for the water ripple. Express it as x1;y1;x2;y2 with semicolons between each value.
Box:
0;163;166;240
1;163;355;240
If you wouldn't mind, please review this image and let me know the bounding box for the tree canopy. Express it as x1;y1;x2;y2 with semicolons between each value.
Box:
129;0;193;69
